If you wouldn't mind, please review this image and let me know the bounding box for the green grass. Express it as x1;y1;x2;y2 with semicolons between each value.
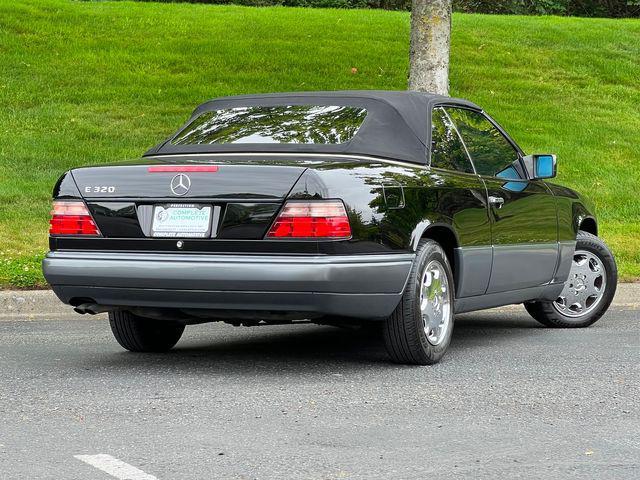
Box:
0;0;638;287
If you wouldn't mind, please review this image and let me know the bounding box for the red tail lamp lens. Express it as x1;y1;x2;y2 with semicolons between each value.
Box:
267;201;351;239
49;201;100;236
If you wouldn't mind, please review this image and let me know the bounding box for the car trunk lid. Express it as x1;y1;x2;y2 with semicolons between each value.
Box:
71;162;306;200
67;159;307;241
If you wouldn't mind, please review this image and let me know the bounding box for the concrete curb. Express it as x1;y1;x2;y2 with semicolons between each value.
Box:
1;284;638;320
0;290;81;320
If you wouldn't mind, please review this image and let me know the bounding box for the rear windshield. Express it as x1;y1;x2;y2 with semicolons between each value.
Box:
171;105;367;146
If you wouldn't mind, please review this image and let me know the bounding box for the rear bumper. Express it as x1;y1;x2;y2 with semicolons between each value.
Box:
43;251;414;319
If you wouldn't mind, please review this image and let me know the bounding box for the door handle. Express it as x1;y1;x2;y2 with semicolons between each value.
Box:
488;196;505;208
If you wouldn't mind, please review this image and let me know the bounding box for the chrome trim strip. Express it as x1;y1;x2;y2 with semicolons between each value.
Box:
46;251;416;264
144;152;423;169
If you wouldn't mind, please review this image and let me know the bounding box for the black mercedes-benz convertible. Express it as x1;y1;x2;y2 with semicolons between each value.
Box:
42;91;617;365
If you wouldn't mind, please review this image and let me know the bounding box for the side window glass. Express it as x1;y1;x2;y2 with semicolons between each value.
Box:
430;108;474;174
445;108;521;178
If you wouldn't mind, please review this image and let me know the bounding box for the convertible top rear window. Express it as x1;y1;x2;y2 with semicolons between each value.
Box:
172;105;367;146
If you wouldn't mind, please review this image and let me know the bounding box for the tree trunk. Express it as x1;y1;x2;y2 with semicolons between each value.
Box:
408;0;452;96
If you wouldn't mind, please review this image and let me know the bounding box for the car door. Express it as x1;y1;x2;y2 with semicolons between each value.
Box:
444;106;558;294
429;107;492;298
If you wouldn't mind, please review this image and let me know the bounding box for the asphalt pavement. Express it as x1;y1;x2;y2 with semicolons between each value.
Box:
0;293;638;479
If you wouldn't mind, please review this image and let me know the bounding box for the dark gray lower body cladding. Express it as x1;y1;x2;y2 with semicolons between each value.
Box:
43;251;414;319
454;283;565;314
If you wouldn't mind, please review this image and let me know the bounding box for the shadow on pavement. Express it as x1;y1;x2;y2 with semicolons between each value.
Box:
83;309;543;373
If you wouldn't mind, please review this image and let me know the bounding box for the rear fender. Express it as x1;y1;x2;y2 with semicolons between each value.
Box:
53;171;82;199
409;220;458;252
285;164;419;254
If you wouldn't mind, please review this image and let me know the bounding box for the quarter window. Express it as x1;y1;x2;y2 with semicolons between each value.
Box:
430;108;474;174
445;108;521;178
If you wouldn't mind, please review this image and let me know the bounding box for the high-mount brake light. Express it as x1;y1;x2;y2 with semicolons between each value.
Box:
147;166;219;173
267;200;351;239
49;201;101;236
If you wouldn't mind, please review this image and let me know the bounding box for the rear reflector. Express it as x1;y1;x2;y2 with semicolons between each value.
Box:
49;201;101;236
147;165;219;173
267;200;351;239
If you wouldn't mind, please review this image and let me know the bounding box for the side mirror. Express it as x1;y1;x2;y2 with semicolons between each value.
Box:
522;154;557;179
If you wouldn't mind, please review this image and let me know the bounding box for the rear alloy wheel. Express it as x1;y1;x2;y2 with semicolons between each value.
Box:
109;311;185;352
383;239;455;365
525;231;617;328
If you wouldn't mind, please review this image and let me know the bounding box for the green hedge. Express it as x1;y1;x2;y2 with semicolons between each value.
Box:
454;0;640;17
124;0;640;16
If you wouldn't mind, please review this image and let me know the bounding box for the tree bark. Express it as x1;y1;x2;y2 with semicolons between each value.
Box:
408;0;452;96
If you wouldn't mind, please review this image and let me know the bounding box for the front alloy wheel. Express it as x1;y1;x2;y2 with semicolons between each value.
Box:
552;250;607;318
525;231;617;328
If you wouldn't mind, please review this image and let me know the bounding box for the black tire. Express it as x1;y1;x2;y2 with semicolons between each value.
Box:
108;311;185;352
524;231;617;328
383;239;455;365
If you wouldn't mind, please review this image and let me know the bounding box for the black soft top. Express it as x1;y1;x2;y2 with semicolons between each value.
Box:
146;90;481;164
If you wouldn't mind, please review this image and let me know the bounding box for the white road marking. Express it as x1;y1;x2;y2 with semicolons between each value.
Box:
74;454;159;480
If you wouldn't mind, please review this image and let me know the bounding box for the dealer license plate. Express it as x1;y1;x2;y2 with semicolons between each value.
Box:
151;204;212;238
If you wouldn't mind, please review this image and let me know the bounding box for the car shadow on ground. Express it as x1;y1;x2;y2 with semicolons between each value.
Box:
88;309;544;373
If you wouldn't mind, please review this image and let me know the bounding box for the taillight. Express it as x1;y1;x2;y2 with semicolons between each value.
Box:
49;201;101;236
266;200;351;239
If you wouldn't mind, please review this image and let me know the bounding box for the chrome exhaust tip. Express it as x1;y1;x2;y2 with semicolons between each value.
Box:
73;303;111;315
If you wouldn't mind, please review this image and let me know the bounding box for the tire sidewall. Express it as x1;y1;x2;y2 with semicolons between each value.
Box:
411;241;455;360
552;233;617;325
109;310;184;352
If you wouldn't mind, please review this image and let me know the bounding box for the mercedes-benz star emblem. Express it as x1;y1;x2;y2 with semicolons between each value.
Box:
170;173;191;196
